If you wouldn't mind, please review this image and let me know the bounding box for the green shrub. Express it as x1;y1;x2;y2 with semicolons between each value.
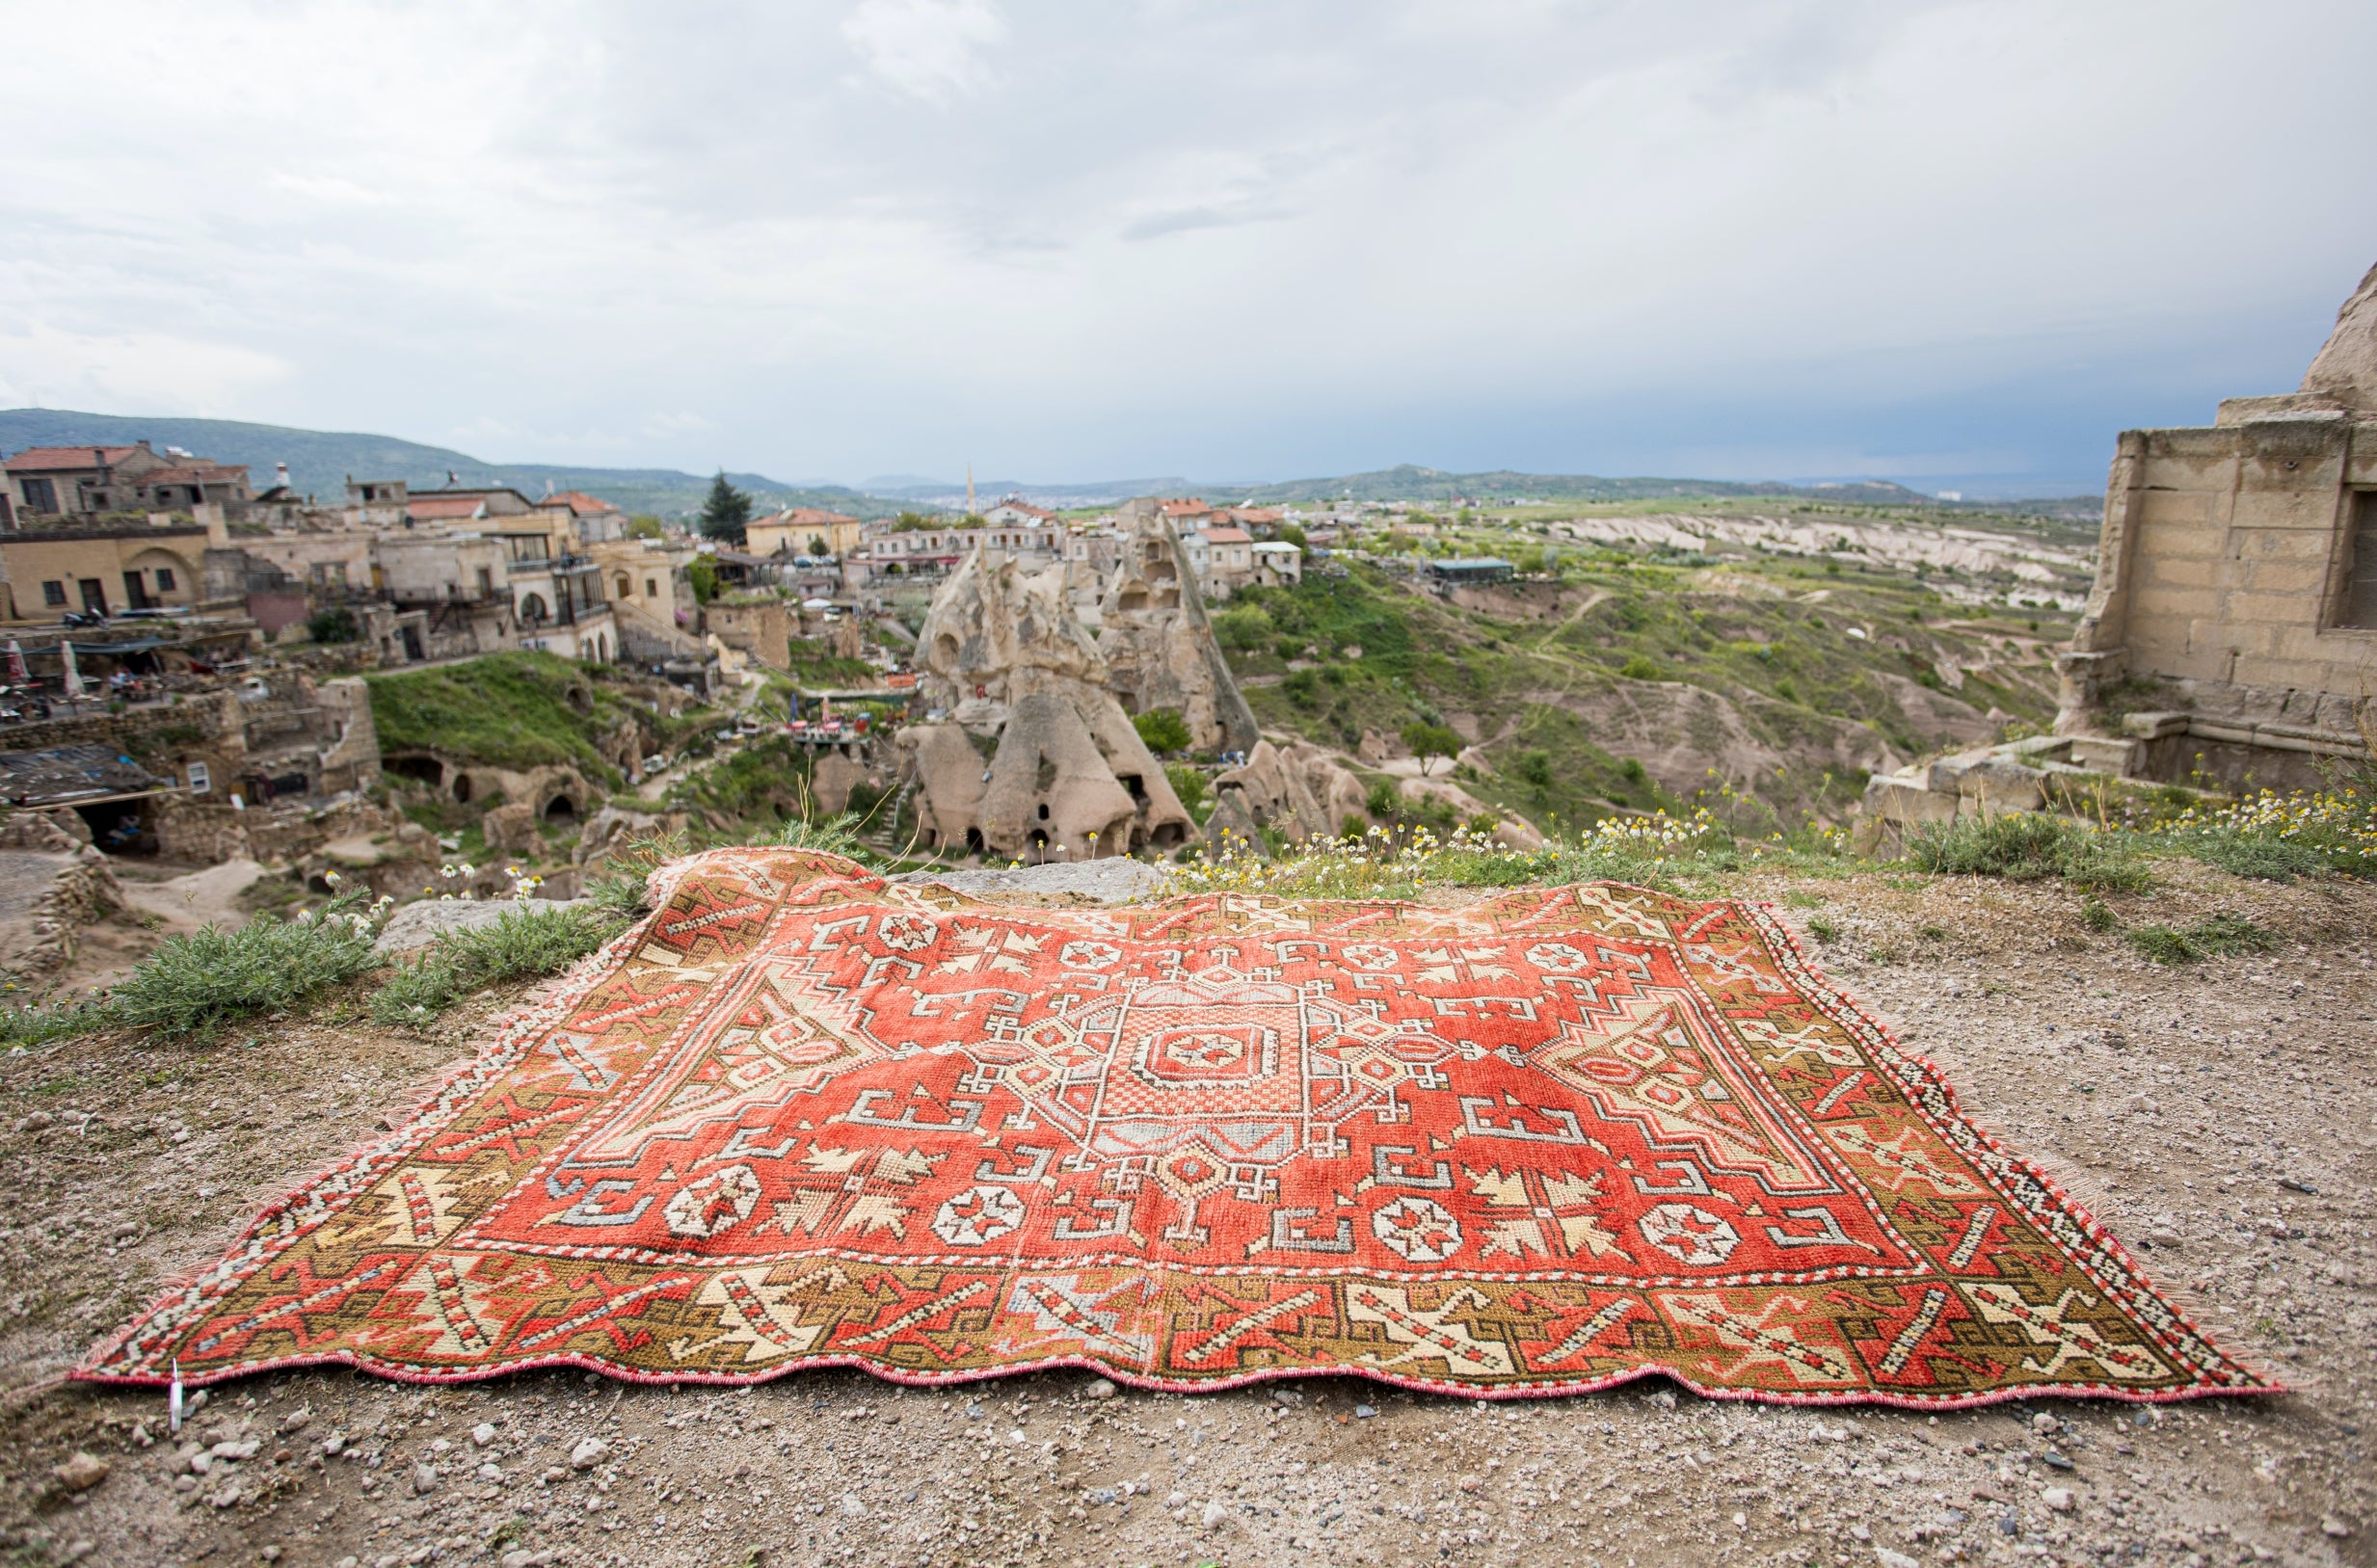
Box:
1163;763;1212;823
1619;654;1662;680
113;899;382;1040
1903;813;2149;893
2126;912;2278;966
370;904;614;1026
2184;831;2333;884
2079;895;2117;932
1806;916;1840;943
1365;780;1400;819
0;995;118;1049
306;606;360;644
1133;708;1193;755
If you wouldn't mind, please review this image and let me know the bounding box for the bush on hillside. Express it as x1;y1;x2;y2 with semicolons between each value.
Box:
1902;812;2149;893
1133;708;1193;755
113;897;384;1040
371;903;615;1025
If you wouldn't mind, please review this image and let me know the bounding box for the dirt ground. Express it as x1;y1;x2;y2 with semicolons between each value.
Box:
1;862;2370;1568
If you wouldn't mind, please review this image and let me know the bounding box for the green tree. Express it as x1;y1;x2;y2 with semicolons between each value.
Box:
1134;708;1193;755
1402;722;1462;776
628;514;666;539
699;472;753;545
686;555;720;604
807;534;829;557
306;605;360;644
1277;522;1308;552
893;511;939;532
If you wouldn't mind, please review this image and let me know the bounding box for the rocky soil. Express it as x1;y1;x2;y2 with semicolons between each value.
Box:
1;862;2369;1568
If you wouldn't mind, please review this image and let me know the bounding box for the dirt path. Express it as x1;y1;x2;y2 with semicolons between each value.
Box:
1;864;2369;1568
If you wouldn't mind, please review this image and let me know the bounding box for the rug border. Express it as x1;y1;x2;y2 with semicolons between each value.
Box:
69;853;2283;1410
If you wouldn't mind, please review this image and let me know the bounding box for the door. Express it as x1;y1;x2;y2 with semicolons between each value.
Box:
77;579;106;614
121;571;153;611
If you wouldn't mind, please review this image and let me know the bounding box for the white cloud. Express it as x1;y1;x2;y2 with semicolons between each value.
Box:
0;0;2366;489
841;0;1006;102
0;323;291;415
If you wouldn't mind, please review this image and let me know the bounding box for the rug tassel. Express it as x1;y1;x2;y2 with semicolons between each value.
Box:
169;1360;182;1436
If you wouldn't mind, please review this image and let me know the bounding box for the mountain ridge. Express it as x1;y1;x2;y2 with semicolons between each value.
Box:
0;410;2097;519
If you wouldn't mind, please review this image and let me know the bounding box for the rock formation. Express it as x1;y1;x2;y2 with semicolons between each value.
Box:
1213;739;1371;844
1098;500;1260;754
2301;259;2377;410
903;553;1195;861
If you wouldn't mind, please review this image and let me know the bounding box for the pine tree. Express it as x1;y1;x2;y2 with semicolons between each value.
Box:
699;471;752;545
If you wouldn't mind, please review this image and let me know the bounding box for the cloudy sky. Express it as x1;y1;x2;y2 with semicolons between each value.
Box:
3;0;2372;495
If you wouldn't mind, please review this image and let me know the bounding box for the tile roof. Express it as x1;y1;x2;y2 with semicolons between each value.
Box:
4;445;141;472
759;508;861;527
537;491;624;516
1202;526;1251;544
406;495;494;519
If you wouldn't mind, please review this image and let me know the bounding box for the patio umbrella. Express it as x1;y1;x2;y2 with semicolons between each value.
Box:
5;641;24;684
59;640;84;700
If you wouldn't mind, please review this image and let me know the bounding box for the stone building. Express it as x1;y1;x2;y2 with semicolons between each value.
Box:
748;508;862;560
2054;261;2377;787
2;441;253;523
0;508;232;621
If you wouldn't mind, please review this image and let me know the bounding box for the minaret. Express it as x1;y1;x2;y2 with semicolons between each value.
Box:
966;464;975;516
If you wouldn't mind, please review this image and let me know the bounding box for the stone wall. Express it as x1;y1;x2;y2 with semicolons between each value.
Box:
2055;265;2377;780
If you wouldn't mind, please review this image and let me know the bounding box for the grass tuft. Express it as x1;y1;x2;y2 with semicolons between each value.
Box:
370;904;616;1026
111;897;383;1040
0;995;119;1050
2125;912;2279;966
1902;812;2149;893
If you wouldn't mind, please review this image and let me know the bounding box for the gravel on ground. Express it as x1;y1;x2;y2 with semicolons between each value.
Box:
1;862;2369;1568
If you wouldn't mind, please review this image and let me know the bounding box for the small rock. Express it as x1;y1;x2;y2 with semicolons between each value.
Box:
429;1437;451;1453
840;1493;867;1518
1353;1403;1377;1419
279;1404;312;1434
1646;1389;1676;1411
1200;1501;1228;1528
18;1111;54;1132
2042;1449;2074;1471
2042;1487;2074;1513
1166;1490;1189;1507
2322;1518;2354;1539
51;1451;110;1492
478;1462;503;1482
569;1436;607;1471
1082;1377;1117;1400
472;1422;497;1447
130;1422;152;1448
209;1440;259;1460
2030;1412;2058;1435
321;1434;345;1456
260;1549;282;1564
412;1462;439;1496
1877;1550;1922;1568
1456;1474;1482;1493
1851;1524;1874;1543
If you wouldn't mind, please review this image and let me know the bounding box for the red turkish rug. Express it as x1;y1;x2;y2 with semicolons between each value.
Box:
81;849;2268;1407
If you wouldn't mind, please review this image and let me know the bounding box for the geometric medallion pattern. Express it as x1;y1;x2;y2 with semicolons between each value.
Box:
79;849;2273;1407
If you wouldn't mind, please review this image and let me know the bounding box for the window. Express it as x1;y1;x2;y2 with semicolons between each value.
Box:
19;477;56;511
186;761;211;795
646;577;657;598
2346;492;2377;629
41;581;66;606
152;567;175;592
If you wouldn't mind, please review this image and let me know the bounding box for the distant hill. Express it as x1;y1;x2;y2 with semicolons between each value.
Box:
0;410;2095;522
876;464;2097;518
0;409;904;520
